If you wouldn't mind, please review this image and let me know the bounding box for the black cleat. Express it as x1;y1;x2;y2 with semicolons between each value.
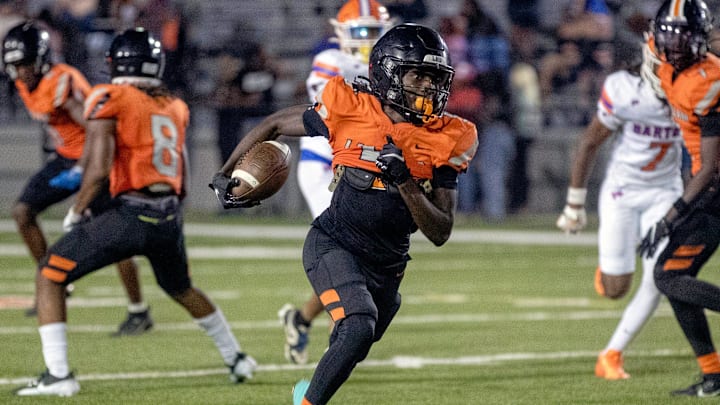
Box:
672;375;720;397
112;309;153;337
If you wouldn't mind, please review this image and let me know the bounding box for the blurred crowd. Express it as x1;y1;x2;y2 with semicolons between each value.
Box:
1;0;710;222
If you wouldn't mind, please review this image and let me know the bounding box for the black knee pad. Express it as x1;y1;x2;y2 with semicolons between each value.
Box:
334;314;376;362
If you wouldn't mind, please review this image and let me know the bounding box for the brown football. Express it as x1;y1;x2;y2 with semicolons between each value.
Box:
230;140;292;202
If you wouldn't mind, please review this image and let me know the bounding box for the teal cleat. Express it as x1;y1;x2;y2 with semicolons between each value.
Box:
292;379;311;405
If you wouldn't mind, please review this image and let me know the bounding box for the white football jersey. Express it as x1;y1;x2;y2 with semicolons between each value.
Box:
300;48;368;158
597;70;682;187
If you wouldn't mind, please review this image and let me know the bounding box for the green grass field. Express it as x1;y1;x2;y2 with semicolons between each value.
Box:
1;214;719;404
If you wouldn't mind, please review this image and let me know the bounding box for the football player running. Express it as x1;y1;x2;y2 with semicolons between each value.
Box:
14;28;256;397
212;23;477;405
277;0;395;366
556;37;683;379
2;21;152;334
638;0;720;397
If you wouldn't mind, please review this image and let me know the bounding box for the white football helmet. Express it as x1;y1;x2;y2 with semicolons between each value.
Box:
330;0;394;63
640;34;666;100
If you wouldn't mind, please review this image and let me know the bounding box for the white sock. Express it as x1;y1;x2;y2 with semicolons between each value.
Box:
194;309;240;365
606;260;662;351
39;323;70;378
127;301;148;314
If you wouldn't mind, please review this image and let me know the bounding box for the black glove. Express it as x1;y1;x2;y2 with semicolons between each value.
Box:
637;218;673;258
209;172;260;209
375;137;410;185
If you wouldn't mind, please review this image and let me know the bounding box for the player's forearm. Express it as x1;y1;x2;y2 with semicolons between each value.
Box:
567;143;601;206
568;118;611;195
399;183;454;246
73;176;104;213
220;105;309;174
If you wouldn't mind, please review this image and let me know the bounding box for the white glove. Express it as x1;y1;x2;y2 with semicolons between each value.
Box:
63;206;83;232
556;205;587;234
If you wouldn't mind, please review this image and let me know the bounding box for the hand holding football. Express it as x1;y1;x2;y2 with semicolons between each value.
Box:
230;140;292;202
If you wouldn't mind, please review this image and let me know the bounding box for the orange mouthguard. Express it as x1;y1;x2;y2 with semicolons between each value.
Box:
414;97;434;122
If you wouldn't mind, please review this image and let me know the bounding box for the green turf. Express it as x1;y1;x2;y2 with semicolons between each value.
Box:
1;216;718;404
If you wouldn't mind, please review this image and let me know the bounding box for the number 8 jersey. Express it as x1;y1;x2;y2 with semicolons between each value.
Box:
84;84;189;197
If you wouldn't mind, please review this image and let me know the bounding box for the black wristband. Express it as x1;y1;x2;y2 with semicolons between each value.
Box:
673;198;689;216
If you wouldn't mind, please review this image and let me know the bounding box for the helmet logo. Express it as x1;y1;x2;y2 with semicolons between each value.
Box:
423;54;447;65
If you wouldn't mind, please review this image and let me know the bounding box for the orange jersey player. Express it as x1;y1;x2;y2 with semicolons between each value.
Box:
278;0;396;367
14;62;88;159
83;82;188;197
639;0;720;397
322;75;475;179
3;22;91;270
656;52;720;176
212;24;477;405
3;21;151;333
15;28;256;397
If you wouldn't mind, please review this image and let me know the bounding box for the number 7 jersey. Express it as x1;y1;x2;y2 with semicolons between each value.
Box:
597;70;682;188
84;84;189;197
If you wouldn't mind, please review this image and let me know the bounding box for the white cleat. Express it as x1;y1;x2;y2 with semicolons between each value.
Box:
278;303;310;365
228;352;258;383
15;370;80;397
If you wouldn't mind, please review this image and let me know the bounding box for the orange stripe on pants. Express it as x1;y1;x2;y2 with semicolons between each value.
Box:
328;307;346;322
48;254;77;271
41;267;68;283
320;289;345;321
319;289;340;306
663;258;693;271
673;245;705;256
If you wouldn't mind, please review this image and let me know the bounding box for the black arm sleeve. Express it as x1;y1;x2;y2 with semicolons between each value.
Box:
302;107;330;139
431;165;459;190
699;110;720;137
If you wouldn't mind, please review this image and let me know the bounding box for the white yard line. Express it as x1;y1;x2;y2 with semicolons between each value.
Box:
0;348;689;386
0;220;598;246
0;308;677;335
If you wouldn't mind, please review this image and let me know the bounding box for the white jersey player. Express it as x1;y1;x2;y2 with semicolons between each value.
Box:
278;0;394;365
556;41;683;380
300;49;368;217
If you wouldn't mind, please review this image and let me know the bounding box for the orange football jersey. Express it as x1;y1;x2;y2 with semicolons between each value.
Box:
658;53;720;175
15;63;90;159
315;76;478;180
84;84;189;197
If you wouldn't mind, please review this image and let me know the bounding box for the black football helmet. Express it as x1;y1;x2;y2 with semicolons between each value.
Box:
652;0;713;72
107;28;164;86
2;21;51;80
368;23;454;126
